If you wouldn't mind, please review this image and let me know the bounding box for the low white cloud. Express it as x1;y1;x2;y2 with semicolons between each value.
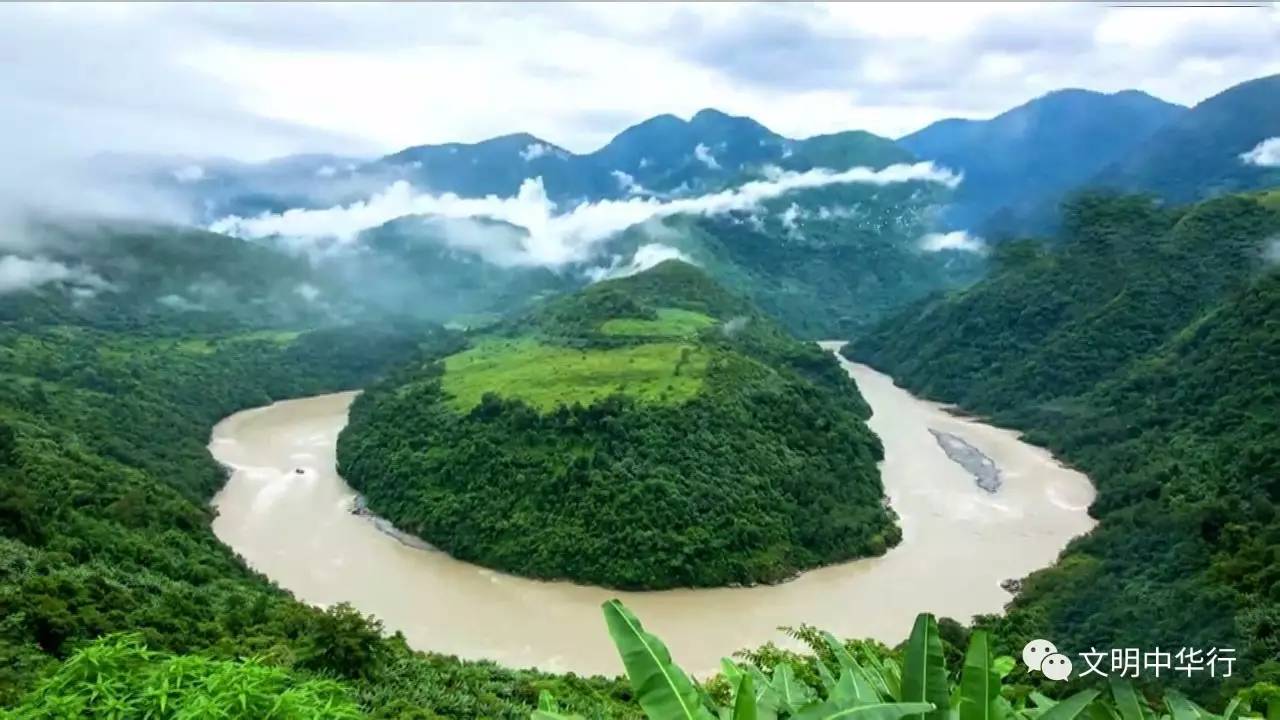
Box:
211;161;960;268
779;202;802;231
315;165;338;177
1265;236;1280;264
1240;137;1280;168
158;293;206;312
0;255;111;295
694;143;720;170
295;282;321;301
585;243;692;282
172;164;205;183
611;169;648;195
520;143;551;161
919;230;985;253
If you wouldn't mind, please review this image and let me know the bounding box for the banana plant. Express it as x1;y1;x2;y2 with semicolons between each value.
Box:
533;603;1265;720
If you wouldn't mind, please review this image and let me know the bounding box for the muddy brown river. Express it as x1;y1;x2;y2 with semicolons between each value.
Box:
209;346;1095;676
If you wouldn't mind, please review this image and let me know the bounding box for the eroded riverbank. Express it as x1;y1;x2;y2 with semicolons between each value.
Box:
208;349;1095;676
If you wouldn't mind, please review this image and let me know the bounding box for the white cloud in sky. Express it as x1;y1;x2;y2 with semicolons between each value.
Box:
172;165;205;183
211;161;960;267
1240;137;1280;167
919;230;986;253
2;2;1279;166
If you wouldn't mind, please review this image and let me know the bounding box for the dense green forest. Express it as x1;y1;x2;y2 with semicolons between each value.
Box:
596;181;983;339
0;298;643;716
337;261;899;590
847;190;1280;700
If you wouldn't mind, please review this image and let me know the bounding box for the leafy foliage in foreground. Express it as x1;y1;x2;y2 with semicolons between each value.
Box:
339;261;898;589
847;191;1280;699
5;634;363;719
548;601;1278;720
0;316;638;717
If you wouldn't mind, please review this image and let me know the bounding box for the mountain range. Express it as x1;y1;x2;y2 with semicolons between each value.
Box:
8;73;1277;340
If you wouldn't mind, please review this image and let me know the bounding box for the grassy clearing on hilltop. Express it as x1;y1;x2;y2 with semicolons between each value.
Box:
440;337;708;412
599;307;717;337
339;260;898;590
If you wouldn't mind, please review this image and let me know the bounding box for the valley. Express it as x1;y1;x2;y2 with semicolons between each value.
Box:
2;15;1278;715
208;348;1094;676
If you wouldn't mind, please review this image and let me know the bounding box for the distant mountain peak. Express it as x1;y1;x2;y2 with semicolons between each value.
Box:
899;85;1187;231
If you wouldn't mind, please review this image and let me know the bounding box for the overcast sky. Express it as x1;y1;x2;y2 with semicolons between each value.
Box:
4;2;1280;163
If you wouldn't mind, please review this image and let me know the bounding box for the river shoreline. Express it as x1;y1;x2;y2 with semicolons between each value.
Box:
207;355;1096;676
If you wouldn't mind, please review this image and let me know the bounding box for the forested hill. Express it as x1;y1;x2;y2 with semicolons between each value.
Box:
1098;74;1280;203
1;219;354;331
845;189;1280;698
338;260;899;590
0;310;654;715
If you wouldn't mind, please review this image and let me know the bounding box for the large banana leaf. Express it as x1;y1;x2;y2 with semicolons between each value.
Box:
722;659;744;686
1029;693;1059;711
1109;678;1145;720
794;701;937;720
1086;700;1120;720
602;599;715;720
901;615;949;720
1038;690;1100;720
1164;692;1200;720
832;670;881;706
773;663;817;712
822;632;892;702
879;657;904;700
958;631;1001;720
816;658;839;693
733;674;759;720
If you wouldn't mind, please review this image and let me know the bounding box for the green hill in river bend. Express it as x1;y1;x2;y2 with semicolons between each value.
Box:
337;260;900;590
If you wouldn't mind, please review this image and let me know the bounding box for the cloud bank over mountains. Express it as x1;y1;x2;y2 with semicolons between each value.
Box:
211;161;961;268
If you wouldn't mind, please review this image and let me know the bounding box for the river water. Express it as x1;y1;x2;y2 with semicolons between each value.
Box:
208;347;1095;676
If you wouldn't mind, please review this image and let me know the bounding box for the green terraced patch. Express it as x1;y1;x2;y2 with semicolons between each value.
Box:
599;307;717;337
441;337;707;411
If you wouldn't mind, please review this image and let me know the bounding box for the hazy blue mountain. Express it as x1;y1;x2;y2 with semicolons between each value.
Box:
900;88;1185;233
80;110;970;335
586;108;790;195
1096;73;1280;202
377;133;617;202
117;108;916;219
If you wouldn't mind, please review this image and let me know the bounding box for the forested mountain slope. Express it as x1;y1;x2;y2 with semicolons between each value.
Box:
846;189;1280;698
338;261;900;590
900;89;1183;232
1099;74;1280;203
1;220;350;331
0;219;646;714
